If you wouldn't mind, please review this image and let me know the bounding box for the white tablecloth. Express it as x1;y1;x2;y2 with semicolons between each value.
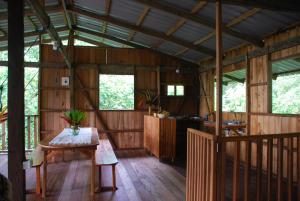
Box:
49;127;92;145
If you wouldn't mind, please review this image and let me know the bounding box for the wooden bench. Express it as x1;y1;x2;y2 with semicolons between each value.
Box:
95;135;118;191
29;145;43;194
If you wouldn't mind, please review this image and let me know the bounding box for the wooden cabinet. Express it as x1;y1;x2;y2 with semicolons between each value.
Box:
144;115;176;160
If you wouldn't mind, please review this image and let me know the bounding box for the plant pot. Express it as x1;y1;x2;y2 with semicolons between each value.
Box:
71;125;80;136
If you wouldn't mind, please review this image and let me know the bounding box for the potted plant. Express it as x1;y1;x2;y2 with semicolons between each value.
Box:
62;109;86;136
139;89;158;115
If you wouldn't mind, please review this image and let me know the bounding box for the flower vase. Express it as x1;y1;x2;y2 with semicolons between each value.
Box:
71;125;80;136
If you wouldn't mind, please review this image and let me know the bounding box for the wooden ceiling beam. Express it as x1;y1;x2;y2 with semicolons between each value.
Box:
0;26;68;42
194;8;261;45
68;6;215;56
128;6;151;41
0;4;62;20
25;15;38;31
211;0;300;12
102;0;112;34
166;1;206;36
26;0;71;68
74;26;199;66
61;0;74;30
133;0;264;47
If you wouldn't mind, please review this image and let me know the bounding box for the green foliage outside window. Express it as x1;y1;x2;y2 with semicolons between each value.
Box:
99;74;134;110
214;81;246;112
272;74;300;114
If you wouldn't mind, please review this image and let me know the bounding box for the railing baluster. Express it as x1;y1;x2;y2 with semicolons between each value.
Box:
27;116;31;150
256;139;262;201
267;139;273;201
220;142;226;201
277;138;283;201
297;137;300;201
287;137;293;201
244;141;251;201
1;121;6;150
233;141;240;201
34;115;38;148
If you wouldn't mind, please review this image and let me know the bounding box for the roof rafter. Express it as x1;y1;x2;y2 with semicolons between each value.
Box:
194;8;261;46
211;0;300;12
25;15;38;31
61;0;74;30
0;4;62;20
133;0;264;47
26;0;71;68
74;26;199;66
68;6;215;56
128;6;150;41
166;2;206;36
102;0;112;34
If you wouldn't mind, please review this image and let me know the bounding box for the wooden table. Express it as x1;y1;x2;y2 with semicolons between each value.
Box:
39;127;99;198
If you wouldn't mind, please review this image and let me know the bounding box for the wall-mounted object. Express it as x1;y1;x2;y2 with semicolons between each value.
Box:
61;77;69;86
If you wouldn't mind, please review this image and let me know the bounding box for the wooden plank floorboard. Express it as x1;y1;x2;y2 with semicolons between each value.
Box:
0;150;186;201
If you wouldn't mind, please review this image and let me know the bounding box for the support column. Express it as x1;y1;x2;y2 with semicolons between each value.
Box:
8;1;25;201
215;0;223;136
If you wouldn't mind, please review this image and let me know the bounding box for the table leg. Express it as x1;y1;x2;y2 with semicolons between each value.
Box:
42;150;48;198
91;149;96;195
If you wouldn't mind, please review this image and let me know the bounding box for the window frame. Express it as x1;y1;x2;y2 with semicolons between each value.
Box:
167;84;185;96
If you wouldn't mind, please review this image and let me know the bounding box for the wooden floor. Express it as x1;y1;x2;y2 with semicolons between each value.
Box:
0;150;186;201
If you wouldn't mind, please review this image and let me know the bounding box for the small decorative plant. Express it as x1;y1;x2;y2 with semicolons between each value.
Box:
62;109;86;135
139;89;158;115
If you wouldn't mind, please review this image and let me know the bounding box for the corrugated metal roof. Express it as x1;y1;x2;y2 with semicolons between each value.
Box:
0;0;299;65
272;57;300;75
158;41;184;55
110;0;144;25
172;21;213;43
142;9;181;33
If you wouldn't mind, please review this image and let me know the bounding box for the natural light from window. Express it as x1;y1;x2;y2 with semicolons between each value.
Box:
272;73;300;114
99;74;134;110
214;81;246;112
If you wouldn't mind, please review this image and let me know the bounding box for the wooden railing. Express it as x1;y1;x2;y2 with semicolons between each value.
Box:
186;129;300;201
0;115;39;151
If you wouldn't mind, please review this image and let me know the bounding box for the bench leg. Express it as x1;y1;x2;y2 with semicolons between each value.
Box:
112;165;116;191
98;166;102;189
36;166;41;194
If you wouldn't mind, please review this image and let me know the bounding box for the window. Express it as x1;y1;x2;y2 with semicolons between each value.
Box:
214;72;246;112
167;85;184;96
272;74;300;114
99;74;134;110
272;57;300;114
167;85;175;96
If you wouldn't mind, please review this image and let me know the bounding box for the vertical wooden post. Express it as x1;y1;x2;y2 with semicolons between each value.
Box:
215;0;223;136
266;49;272;113
68;30;75;109
215;1;224;201
8;1;26;200
246;54;251;135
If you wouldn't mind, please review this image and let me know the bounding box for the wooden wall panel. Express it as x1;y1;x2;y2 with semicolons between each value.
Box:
40;45;191;149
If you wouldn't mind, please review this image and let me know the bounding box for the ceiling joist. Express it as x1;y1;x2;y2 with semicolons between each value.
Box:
133;0;264;47
128;6;150;41
194;8;261;46
68;6;215;56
